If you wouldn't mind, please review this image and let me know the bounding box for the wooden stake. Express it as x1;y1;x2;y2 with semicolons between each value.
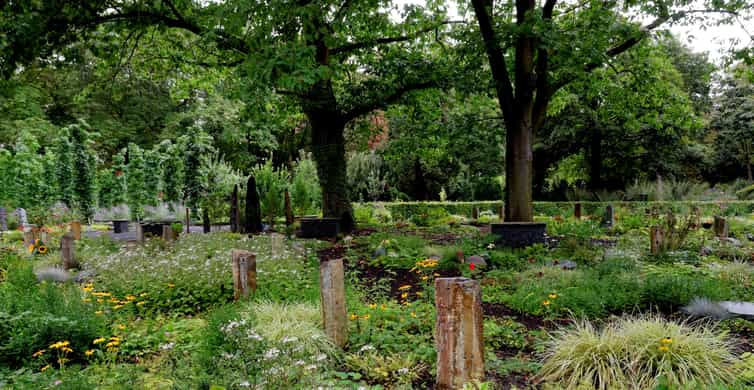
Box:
713;216;728;238
185;207;190;234
284;189;294;227
320;258;347;348
61;233;78;270
650;226;664;255
231;250;257;300
70;221;81;240
574;202;582;220
435;277;484;389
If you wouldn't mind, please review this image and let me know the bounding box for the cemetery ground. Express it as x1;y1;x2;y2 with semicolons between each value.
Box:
2;203;754;389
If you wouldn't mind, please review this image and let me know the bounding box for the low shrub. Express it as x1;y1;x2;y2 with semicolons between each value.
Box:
0;256;105;368
539;316;738;389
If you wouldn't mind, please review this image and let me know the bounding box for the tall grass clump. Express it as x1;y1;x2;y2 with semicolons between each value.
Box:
539;316;738;389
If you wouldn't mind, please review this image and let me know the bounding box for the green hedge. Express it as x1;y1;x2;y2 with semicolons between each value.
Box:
356;201;754;220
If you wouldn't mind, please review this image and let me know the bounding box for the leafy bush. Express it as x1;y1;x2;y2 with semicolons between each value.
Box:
641;272;735;312
0;256;105;368
539;316;738;389
290;152;321;216
343;350;427;387
347;151;387;202
253;160;289;227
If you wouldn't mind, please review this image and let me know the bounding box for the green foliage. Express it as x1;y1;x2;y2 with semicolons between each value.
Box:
252;160;289;227
143;147;163;206
539;316;738;389
290;152;321;216
0;256;105;369
69;123;97;220
54;132;75;209
126;144;147;220
484;317;528;351
199;153;243;223
347;151;387;202
160;140;184;204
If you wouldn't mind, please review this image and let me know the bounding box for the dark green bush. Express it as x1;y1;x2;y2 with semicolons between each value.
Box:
0;257;105;368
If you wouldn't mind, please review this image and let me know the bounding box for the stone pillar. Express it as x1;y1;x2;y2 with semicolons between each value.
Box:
602;205;614;227
231;250;257;300
70;221;82;240
714;216;729;238
0;207;6;231
136;223;145;243
650;226;664;255
162;225;175;242
284;189;294;227
435;277;484;389
320;258;347;348
61;233;78;270
245;175;262;234
574;203;582;220
185;207;190;234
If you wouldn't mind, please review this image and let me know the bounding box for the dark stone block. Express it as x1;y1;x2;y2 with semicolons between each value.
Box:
490;222;547;248
113;220;130;234
140;222;171;237
298;218;340;238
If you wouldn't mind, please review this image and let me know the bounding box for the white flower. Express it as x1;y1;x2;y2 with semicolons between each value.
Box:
159;342;175;351
281;336;299;343
359;344;375;353
305;364;317;371
315;353;327;361
295;360;306;366
397;367;409;375
487;243;496;249
239;381;250;387
264;348;280;360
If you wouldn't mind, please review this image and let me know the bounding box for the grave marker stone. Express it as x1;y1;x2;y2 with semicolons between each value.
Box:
231;250;257;300
320;258;347;348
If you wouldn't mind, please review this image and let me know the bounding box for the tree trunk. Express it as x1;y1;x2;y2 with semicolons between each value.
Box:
245;175;262;233
588;129;603;190
202;208;210;233
302;80;355;232
505;119;534;222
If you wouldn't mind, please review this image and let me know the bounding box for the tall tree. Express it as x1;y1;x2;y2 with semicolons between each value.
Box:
1;0;458;231
468;0;751;221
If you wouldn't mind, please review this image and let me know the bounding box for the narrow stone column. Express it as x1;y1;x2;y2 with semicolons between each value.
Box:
231;250;257;300
185;207;190;234
136;223;145;243
435;277;484;389
162;225;175;242
70;221;81;240
230;184;240;233
61;233;78;270
320;258;347;348
574;203;582;220
713;216;728;238
650;226;664;255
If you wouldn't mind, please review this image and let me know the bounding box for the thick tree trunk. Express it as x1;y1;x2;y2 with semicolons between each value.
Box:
505;119;534;222
588;129;603;190
302;80;355;232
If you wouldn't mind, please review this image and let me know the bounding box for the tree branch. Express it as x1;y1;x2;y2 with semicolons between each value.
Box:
330;20;465;55
471;0;516;130
341;80;437;123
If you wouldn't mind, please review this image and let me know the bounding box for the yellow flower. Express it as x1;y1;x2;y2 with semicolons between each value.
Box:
398;285;412;291
95;311;103;315
421;276;429;281
380;304;387;310
661;337;673;344
136;301;146;306
85;349;95;357
139;292;148;297
349;313;358;320
109;336;120;341
93;337;106;344
96;299;104;303
28;245;35;253
362;314;370;320
32;349;46;358
658;345;669;352
126;295;136;301
40;364;51;372
416;292;423;297
368;303;377;309
402;301;410;306
543;300;551;306
82;298;91;302
61;347;73;353
433;273;440;277
92;292;111;297
113;304;124;310
116;324;126;330
167;283;175;288
410;312;417;318
548;293;558;299
105;341;120;348
400;292;409;299
37;246;48;254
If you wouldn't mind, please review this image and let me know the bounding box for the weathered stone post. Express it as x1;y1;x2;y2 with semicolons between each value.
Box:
574;202;582;220
136;223;145;243
435;277;484;389
231;250;257;300
70;221;82;240
61;233;78;270
230;184;240;233
284;189;294;227
245;175;263;234
714;216;729;238
162;225;175;242
650;226;664;255
320;258;347;348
